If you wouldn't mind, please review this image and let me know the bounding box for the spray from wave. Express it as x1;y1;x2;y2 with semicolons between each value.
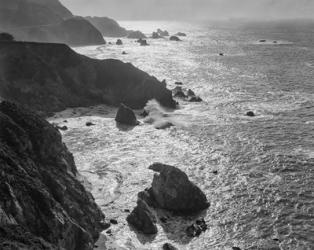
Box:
143;99;189;129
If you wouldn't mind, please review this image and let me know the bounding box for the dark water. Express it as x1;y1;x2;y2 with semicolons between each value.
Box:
66;20;314;249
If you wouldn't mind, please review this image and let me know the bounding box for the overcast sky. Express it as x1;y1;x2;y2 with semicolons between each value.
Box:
60;0;314;20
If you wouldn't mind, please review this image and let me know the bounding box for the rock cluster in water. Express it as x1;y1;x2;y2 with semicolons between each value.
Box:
172;86;203;102
127;163;209;235
0;101;105;249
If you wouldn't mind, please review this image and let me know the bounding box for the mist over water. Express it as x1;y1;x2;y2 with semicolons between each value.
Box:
48;20;314;249
60;0;314;20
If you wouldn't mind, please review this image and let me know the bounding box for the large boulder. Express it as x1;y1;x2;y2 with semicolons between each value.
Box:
170;36;181;41
0;101;104;249
0;42;176;115
152;32;162;39
115;104;139;126
127;198;157;234
148;163;209;214
157;29;169;36
85;16;128;37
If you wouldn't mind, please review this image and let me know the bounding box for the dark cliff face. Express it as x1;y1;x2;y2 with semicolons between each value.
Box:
0;0;73;28
0;101;105;249
85;16;128;37
0;41;176;115
0;0;105;46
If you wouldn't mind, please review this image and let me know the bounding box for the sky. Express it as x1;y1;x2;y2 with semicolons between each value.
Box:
60;0;314;20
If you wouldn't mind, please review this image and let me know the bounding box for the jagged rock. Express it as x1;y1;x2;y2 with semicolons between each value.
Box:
186;218;208;237
157;29;169;36
175;32;187;37
137;39;149;46
148;163;210;214
170;36;181;41
85;16;128;37
127;30;146;39
127;199;157;234
172;86;187;98
188;96;203;102
116;39;123;45
0;42;176;114
152;32;162;39
246;111;255;117
163;243;178;250
115;104;139;126
0;101;104;249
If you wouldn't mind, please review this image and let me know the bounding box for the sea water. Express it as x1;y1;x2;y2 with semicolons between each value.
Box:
51;20;314;249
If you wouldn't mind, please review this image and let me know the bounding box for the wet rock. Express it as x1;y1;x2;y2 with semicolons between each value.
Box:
127;30;146;39
170;36;181;41
139;39;149;46
212;170;218;175
0;101;104;249
102;223;111;230
110;219;118;225
63;120;68;123
116;39;123;45
140;110;149;117
160;217;167;223
163;243;178;250
259;39;266;42
152;32;162;39
127;198;157;234
161;79;167;87
175;81;183;85
246;111;255;117
219;53;224;56
155;121;174;130
115;104;139;126
124;209;130;213
186;218;208;237
188;96;203;102
273;41;277;44
86;122;95;126
157;29;169;36
148;163;210;214
172;86;187;98
175;32;187;37
232;248;241;250
122;51;127;55
106;229;112;235
187;89;196;97
85;16;128;37
57;125;68;131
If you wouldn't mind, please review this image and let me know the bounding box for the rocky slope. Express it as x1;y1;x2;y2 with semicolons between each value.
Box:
85;16;128;37
0;101;105;249
0;41;176;115
0;0;105;45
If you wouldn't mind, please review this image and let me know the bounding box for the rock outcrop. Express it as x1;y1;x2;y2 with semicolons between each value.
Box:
85;16;128;37
170;36;181;41
0;101;104;249
148;163;209;214
0;41;176;115
115;104;139;126
127;198;157;234
172;87;202;102
127;31;146;39
157;29;169;37
0;0;105;46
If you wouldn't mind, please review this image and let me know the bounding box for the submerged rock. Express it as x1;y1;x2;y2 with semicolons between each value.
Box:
127;198;157;234
86;122;95;126
0;101;104;249
170;36;181;41
148;163;210;214
115;104;139;126
246;111;255;117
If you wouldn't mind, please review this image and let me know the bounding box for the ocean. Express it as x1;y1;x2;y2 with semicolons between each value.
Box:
50;20;314;249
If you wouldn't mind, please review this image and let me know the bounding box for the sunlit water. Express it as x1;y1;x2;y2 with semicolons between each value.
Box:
50;20;314;249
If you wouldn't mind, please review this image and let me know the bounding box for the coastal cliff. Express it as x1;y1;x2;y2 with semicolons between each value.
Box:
0;0;105;45
0;101;105;249
0;41;176;115
85;16;128;37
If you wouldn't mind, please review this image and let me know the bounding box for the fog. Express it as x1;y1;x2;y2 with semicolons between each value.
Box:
60;0;314;20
